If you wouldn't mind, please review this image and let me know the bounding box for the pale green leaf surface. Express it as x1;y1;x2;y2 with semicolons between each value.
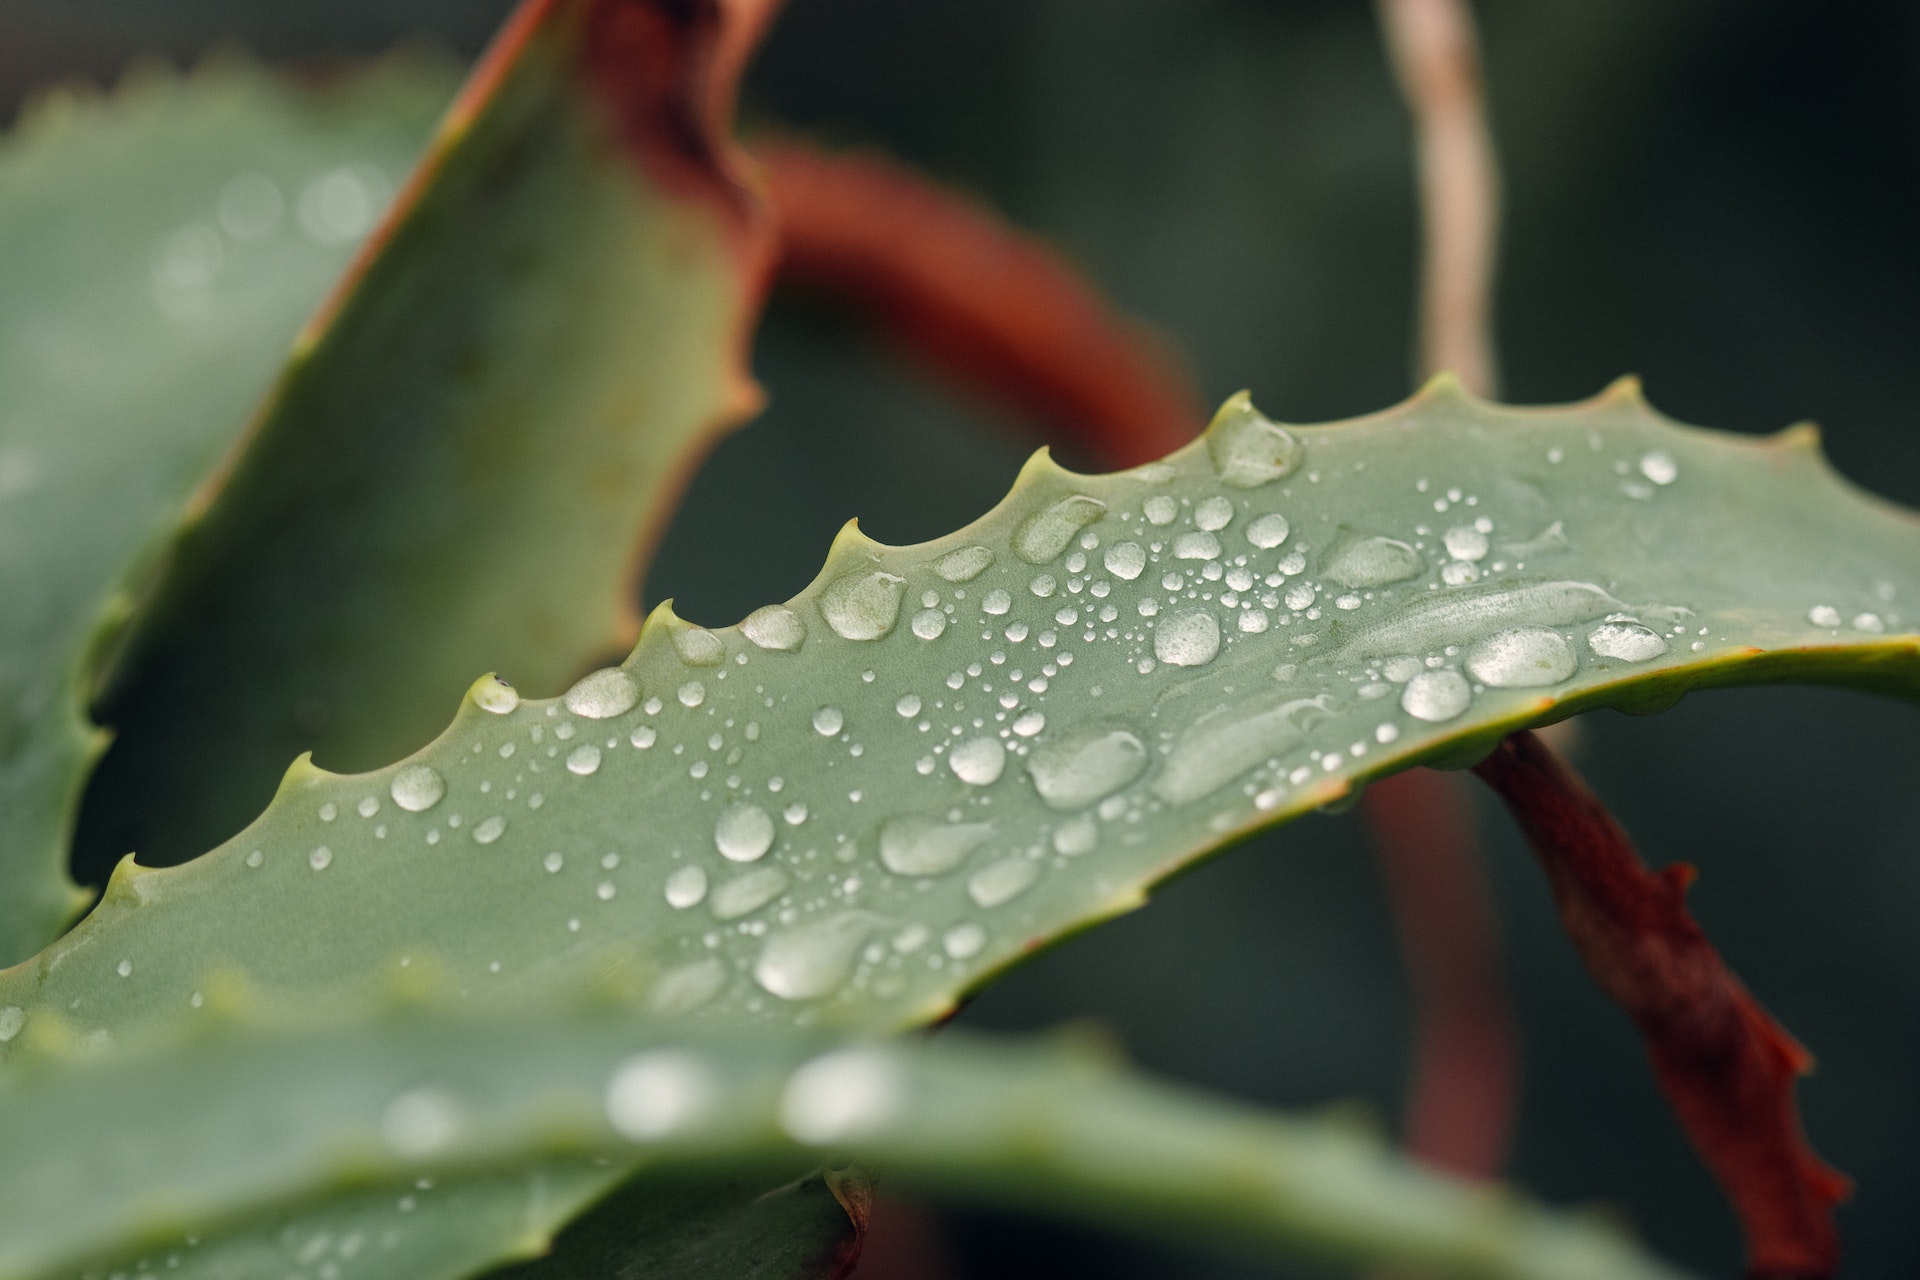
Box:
0;55;453;966
77;0;770;875
0;1012;1688;1280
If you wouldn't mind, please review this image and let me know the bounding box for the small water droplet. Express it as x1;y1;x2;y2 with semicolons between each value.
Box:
1143;495;1179;526
715;803;776;862
563;669;637;720
1104;541;1147;580
1322;534;1423;588
544;851;565;873
1444;526;1489;561
318;802;338;822
472;677;520;715
116;958;132;977
650;958;728;1013
879;816;995;876
1014;495;1107;564
1052;814;1099;855
1466;626;1577;688
969;857;1039;907
943;923;987;959
813;706;844;736
1193;496;1234;531
949;736;1008;785
1441;561;1480;586
606;1051;713;1139
567;744;602;776
0;1006;22;1042
678;681;706;708
1638;450;1678;485
382;1088;461;1157
1012;710;1046;736
472;815;506;844
664;865;709;909
357;796;380;818
1247;513;1290;548
1587;622;1668;662
1173;532;1222;561
1854;612;1887;634
711;867;790;919
671;627;725;666
245;849;265;867
1808;605;1841;628
1207;393;1303;487
755;912;879;1000
896;694;923;717
632;725;658;748
934;545;994;582
310;846;334;871
982;589;1013;616
1401;670;1471;722
911;609;948;639
780;1047;902;1140
1154;610;1221;667
1028;727;1148;809
822;569;906;640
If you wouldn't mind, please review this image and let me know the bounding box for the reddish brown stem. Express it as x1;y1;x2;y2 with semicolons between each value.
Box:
1473;730;1849;1279
1363;768;1517;1176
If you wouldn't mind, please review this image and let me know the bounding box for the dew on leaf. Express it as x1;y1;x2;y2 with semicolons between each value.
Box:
822;569;906;640
309;846;333;871
1173;532;1221;560
1444;526;1490;561
472;677;520;715
715;803;775;862
1153;692;1337;805
1014;495;1108;564
606;1051;712;1139
943;923;986;959
911;609;948;640
566;745;602;776
949;737;1008;785
813;707;844;736
1155;610;1221;667
755;913;878;1001
664;865;708;909
671;627;725;667
1401;669;1472;722
1104;541;1147;580
678;681;706;708
933;545;994;582
382;1088;461;1158
1332;580;1627;660
982;589;1013;616
1466;626;1578;688
1639;450;1678;485
650;958;727;1014
1027;727;1148;809
390;764;448;813
564;668;638;719
1322;534;1422;588
472;816;506;844
779;1047;901;1141
1143;495;1179;526
0;1006;22;1042
1588;622;1668;662
878;817;994;876
969;857;1039;907
741;605;807;651
1247;513;1290;548
711;867;789;920
1808;605;1841;628
1052;814;1098;855
1194;496;1234;531
1207;394;1303;487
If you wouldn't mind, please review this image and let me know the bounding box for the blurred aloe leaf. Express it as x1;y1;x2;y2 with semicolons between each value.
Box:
74;0;778;877
0;53;455;966
0;1011;1693;1280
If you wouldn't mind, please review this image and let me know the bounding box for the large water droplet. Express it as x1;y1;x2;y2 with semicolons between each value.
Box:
968;857;1039;907
779;1047;902;1141
755;912;878;1000
949;737;1007;785
671;627;724;666
1154;692;1337;804
1028;727;1148;809
1206;393;1303;487
1466;627;1577;688
934;545;994;582
711;867;790;920
1807;605;1841;628
1194;496;1234;531
715;803;775;862
605;1050;712;1139
1104;541;1147;580
1143;495;1179;526
1155;610;1221;667
565;668;639;719
1401;669;1471;722
813;706;844;736
567;744;602;776
822;569;906;640
1443;526;1489;561
742;605;806;651
911;609;947;640
1332;580;1628;661
390;765;446;812
1587;622;1668;663
664;865;708;909
1321;534;1422;588
1173;532;1222;561
472;676;520;715
1247;513;1290;549
879;817;995;876
1014;495;1107;564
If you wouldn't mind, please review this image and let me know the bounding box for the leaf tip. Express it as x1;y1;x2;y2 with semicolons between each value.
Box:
1596;373;1648;409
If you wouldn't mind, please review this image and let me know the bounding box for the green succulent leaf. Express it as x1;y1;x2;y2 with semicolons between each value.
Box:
0;54;454;966
0;1010;1690;1280
76;0;776;875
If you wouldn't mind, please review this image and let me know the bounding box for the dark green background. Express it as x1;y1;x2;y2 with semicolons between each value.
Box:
7;1;1917;1275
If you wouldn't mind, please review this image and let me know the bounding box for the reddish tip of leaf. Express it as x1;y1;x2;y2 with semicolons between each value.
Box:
757;140;1205;466
1474;731;1847;1279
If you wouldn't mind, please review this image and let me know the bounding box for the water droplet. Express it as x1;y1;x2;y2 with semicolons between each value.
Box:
1052;814;1098;855
1154;692;1337;804
1028;727;1148;809
711;867;790;919
309;846;333;871
742;604;807;651
755;912;878;1000
382;1088;461;1157
949;737;1007;785
671;627;724;666
1854;612;1887;634
1188;496;1232;531
1441;561;1480;586
565;668;639;719
116;958;132;977
0;1006;22;1042
472;677;520;715
780;1047;902;1140
632;725;658;748
934;545;994;582
1284;584;1316;611
678;681;706;708
1401;670;1471;722
1014;495;1107;564
357;796;380;818
1638;450;1678;485
911;609;948;639
982;589;1013;616
567;744;602;776
245;849;265;867
813;707;844;736
1444;526;1489;561
472;815;506;844
715;803;775;862
318;802;338;822
663;865;709;908
944;923;987;959
606;1051;712;1139
1247;513;1290;548
651;958;728;1014
822;569;906;640
969;857;1039;907
1588;622;1668;662
1207;393;1303;487
879;817;995;876
1155;610;1221;667
390;765;447;813
1808;605;1841;628
1173;532;1222;560
544;851;565;873
894;694;923;718
1012;710;1046;736
1104;541;1147;580
1143;495;1179;525
1332;580;1629;660
1466;627;1577;688
1322;534;1422;588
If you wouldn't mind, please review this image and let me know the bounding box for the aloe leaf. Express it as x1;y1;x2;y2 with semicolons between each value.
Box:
0;1012;1691;1280
0;55;454;965
76;0;777;873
